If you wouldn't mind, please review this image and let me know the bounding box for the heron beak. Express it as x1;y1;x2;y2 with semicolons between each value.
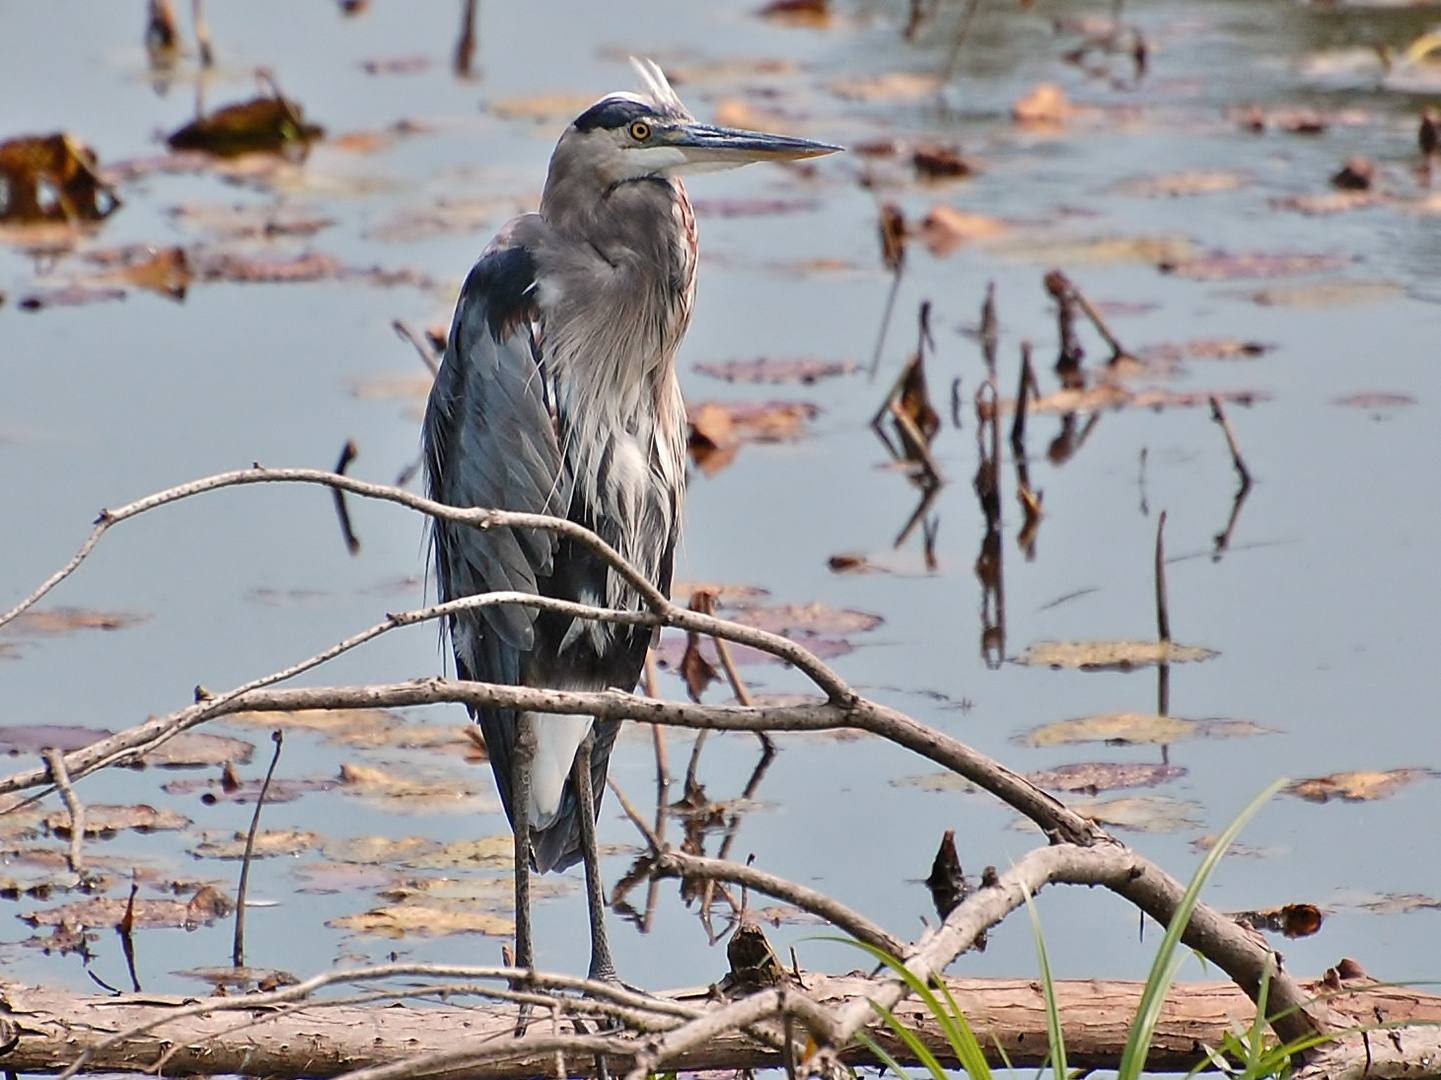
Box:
665;122;842;167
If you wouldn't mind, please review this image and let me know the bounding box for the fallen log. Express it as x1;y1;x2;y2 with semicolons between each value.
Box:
2;969;1437;1078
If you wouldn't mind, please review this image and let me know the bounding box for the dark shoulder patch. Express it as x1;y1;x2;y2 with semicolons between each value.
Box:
462;245;537;343
573;96;654;134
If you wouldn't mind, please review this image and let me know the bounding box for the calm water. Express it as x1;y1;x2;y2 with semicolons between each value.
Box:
3;0;1441;999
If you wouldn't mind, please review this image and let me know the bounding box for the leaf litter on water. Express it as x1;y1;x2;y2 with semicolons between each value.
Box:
1069;794;1205;833
693;357;857;385
44;804;191;837
321;834;512;870
189;829;323;860
22;885;234;931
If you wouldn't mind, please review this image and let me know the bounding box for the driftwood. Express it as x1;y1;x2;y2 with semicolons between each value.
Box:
2;971;1439;1079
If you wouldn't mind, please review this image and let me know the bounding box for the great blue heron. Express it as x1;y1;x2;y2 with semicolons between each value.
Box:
423;60;839;982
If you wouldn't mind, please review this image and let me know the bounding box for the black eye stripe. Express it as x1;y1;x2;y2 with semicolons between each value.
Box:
573;97;657;134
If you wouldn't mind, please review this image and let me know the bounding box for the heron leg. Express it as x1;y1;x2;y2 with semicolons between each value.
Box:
572;729;617;985
512;713;537;1034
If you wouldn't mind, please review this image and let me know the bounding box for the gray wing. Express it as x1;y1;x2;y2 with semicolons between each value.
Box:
422;235;567;822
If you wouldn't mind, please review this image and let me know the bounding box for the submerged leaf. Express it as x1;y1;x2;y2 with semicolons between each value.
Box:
1160;251;1352;281
728;602;883;636
23;886;233;930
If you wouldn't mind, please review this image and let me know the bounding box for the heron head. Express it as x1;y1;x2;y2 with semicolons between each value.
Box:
552;58;841;186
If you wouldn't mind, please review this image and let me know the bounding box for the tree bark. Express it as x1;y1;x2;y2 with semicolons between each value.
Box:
2;972;1436;1079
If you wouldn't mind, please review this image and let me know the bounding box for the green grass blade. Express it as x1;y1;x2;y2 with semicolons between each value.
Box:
1118;778;1288;1080
855;1027;917;1080
1022;888;1067;1080
870;997;950;1080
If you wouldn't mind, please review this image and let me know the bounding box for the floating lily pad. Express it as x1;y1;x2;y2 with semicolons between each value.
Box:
1027;762;1186;793
337;763;495;814
328;903;515;938
190;829;323;860
45;804;191;838
1069;794;1204;833
0;725;112;755
1015;641;1218;671
22;886;233;930
1244;281;1403;307
1017;712;1266;747
139;732;256;769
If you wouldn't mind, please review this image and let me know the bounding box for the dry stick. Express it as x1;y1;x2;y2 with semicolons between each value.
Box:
1154;510;1170;644
647;849;904;957
1209;394;1253;490
1009;341;1033;457
1056;270;1135;364
233;730;283;969
392;319;441;378
332;441;362;556
41;748;84;876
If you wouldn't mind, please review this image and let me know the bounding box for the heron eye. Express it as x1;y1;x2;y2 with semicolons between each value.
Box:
628;120;651;141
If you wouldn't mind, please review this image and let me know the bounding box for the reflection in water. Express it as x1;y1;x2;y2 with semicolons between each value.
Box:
973;380;1004;669
612;723;777;946
872;302;945;568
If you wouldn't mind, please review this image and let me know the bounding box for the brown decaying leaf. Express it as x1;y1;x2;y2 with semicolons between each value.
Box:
1026;762;1186;793
758;0;829;27
44;804;191;838
1017;712;1266;747
88;245;192;299
828;72;942;101
687;400;820;475
1287;768;1433;804
912;144;973;179
3;608;146;637
1271;191;1380;216
919;205;1008;256
22;885;234;930
16;285;128;311
1160;251;1353;281
1109;171;1250;198
693;358;857;385
679;633;720;703
1245;281;1403;308
167;96;325;157
1013;83;1074;126
0;133;120;223
1015;640;1218;671
1230;903;1324;939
